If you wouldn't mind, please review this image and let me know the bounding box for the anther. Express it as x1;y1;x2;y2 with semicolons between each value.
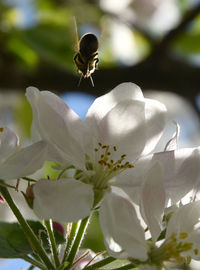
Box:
179;232;188;239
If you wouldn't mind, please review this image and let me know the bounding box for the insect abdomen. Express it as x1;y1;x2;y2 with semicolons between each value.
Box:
79;33;98;58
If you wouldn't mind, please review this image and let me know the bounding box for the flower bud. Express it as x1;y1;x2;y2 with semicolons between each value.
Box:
53;221;65;236
22;184;35;209
0;195;5;203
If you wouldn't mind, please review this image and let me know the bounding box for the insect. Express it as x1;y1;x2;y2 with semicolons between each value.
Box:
73;20;99;87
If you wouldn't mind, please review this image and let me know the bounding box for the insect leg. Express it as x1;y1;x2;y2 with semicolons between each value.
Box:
89;74;94;87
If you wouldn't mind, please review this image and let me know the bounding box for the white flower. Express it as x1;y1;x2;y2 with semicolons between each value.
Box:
0;126;47;180
165;201;200;261
101;171;200;268
26;83;200;224
26;82;168;222
99;163;165;262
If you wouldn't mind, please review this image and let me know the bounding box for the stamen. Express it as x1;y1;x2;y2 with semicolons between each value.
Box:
194;248;199;255
0;128;3;132
179;232;188;239
84;142;134;190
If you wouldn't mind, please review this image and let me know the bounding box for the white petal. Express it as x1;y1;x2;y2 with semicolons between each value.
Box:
0;127;19;162
166;201;200;260
140;163;166;242
115;147;200;204
33;178;94;222
166;201;200;239
164;121;180;151
26;87;85;168
156;147;200;203
98;100;146;161
0;141;47;180
184;231;200;260
83;83;145;157
99;189;148;261
84;96;166;161
141;98;167;155
85;82;144;124
112;160;151;205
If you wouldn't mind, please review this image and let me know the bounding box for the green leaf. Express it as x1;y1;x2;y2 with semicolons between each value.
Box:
81;211;105;252
22;24;75;70
0;220;65;258
173;32;200;54
14;95;33;139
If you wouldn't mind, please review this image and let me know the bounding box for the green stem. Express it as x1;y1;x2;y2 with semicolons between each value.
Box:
22;255;46;270
83;256;116;270
62;220;80;263
65;216;90;269
21;177;37;182
28;266;35;270
44;220;60;267
0;181;55;270
111;263;136;270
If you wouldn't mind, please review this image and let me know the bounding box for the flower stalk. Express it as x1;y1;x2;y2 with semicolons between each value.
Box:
0;180;55;270
83;256;116;270
21;255;47;270
64;216;90;269
44;219;60;267
62;220;80;263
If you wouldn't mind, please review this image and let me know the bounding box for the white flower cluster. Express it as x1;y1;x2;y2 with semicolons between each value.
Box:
2;82;200;269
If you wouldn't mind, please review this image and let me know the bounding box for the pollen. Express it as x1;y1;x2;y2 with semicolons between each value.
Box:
96;142;134;173
0;127;3;132
179;232;188;239
194;248;199;255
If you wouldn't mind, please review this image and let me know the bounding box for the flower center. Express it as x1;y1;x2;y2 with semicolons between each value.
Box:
149;232;195;267
75;142;134;206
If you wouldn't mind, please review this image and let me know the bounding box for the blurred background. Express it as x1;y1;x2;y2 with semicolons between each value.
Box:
1;0;200;269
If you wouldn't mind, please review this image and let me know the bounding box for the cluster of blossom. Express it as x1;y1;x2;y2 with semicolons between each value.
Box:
1;82;200;270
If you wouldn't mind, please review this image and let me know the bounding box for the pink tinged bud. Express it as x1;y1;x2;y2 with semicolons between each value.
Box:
53;222;65;236
0;195;5;203
22;184;35;209
26;184;34;200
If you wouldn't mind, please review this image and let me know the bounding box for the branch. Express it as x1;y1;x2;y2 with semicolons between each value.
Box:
152;2;200;55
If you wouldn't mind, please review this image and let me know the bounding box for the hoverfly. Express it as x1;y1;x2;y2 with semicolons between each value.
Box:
73;19;99;87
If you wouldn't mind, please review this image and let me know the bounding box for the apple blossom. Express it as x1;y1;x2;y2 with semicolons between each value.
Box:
0;126;47;180
26;82;167;222
25;82;200;226
100;173;200;269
